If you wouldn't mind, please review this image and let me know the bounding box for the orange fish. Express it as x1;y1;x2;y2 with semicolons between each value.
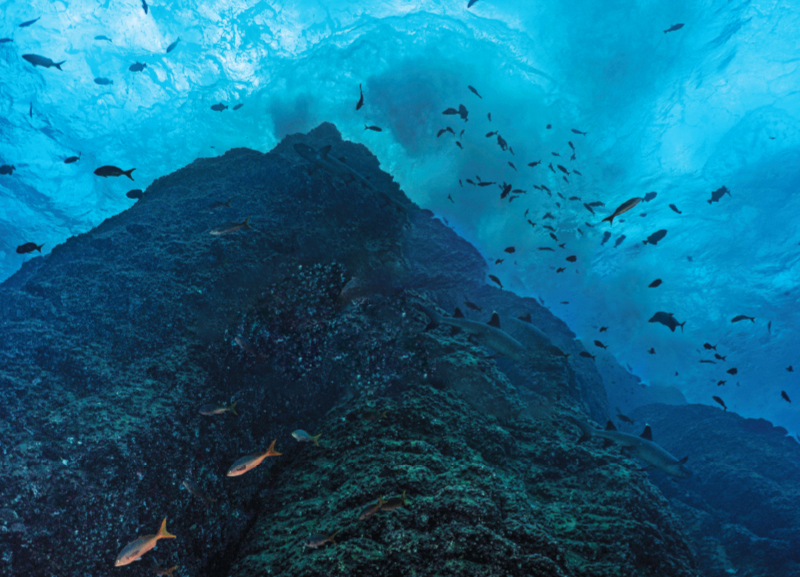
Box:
114;517;176;567
210;216;252;235
227;440;281;476
150;558;179;576
358;496;384;521
381;491;409;511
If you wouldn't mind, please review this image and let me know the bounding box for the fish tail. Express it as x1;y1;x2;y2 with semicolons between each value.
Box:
241;216;252;229
416;304;441;331
229;401;238;416
328;529;341;544
381;410;387;419
401;490;407;506
565;415;594;443
157;517;176;539
124;168;135;181
36;244;44;252
601;215;613;225
267;439;282;457
225;198;232;207
312;433;322;446
750;317;755;323
55;60;66;70
642;240;648;245
707;200;712;204
166;566;179;576
679;322;686;332
364;125;369;130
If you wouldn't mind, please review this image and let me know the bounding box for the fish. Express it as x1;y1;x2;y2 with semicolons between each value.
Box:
22;54;66;70
594;340;608;349
94;165;135;180
712;396;726;411
304;530;340;549
546;124;551;129
358;496;385;521
781;391;791;403
614;235;626;248
573;169;582;175
166;38;181;53
126;189;144;200
504;246;515;254
669;204;682;214
648;312;686;332
210;217;252;235
467;0;481;8
497;135;508;150
226;440;281;476
703;343;716;350
552;152;561;157
601;231;611;245
588;201;605;207
538;247;554;252
731;315;755;323
477;182;495;187
599;327;608;332
643;191;657;202
569;196;581;201
437;129;449;137
381;491;409;511
495;258;505;265
648;279;662;288
714;354;726;361
64;152;81;163
0;38;12;43
566;416;691;478
557;164;569;174
726;368;738;375
292;430;322;446
548;163;555;173
129;62;147;72
602;197;642;225
364;125;382;132
542;212;555;220
579;351;596;360
199;401;237;416
616;413;635;425
699;360;716;364
211;103;228;111
508;162;517;171
708;185;731;204
19;17;41;28
563;176;569;184
488;275;503;289
447;194;454;203
664;23;685;34
455;141;463;149
114;518;175;566
528;160;541;167
16;242;44;254
556;267;565;273
182;480;216;504
208;198;233;212
356;83;364;110
94;77;113;85
571;128;587;136
149;558;179;576
566;255;577;263
0;164;16;175
787;366;794;372
416;305;526;362
648;348;656;354
717;380;726;386
466;179;475;185
142;0;149;14
464;300;481;312
541;185;551;193
468;85;482;98
642;229;668;245
568;141;575;151
488;113;492;121
500;183;512;199
95;35;112;42
233;103;243;110
768;321;772;334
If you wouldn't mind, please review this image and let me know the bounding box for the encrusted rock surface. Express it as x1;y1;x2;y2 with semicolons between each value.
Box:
0;123;700;576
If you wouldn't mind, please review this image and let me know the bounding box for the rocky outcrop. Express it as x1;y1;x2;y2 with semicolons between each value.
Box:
0;123;698;576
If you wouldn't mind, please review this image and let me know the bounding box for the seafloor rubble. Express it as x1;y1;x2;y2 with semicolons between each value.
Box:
0;122;787;577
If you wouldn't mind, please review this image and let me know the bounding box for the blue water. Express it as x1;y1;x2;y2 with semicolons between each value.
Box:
2;0;798;434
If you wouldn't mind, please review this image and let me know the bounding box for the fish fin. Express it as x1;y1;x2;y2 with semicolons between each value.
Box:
241;216;252;230
679;456;689;464
639;424;653;441
157;517;176;539
123;168;136;181
453;307;465;318
229;401;238;416
55;60;66;70
328;529;341;544
518;313;532;323
267;439;282;456
225;198;232;207
679;322;686;332
417;304;440;331
401;490;407;506
312;434;322;446
36;244;44;252
604;420;617;431
320;145;332;159
487;312;501;329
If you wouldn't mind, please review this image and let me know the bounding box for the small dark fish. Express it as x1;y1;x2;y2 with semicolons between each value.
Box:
487;113;492;121
571;128;587;136
708;185;731;204
614;235;626;248
95;35;112;42
95;165;135;180
563;176;569;184
566;255;577;263
445;127;455;135
594;340;608;349
579;351;596;360
556;267;565;273
669;203;682;214
455;141;463;149
569;196;581;201
495;258;504;265
457;104;469;121
787;366;794;372
468;85;482;98
488;275;503;289
568;141;575;151
358;496;385;521
648;347;656;354
508;162;517;171
546;124;552;129
782;391;791;403
129;62;147;72
552;152;560;157
768;321;772;334
649;279;662;288
365;125;382;132
437;129;449;137
142;0;149;14
549;233;558;241
588;201;605;207
0;38;12;43
643;191;657;202
304;530;340;549
542;225;555;232
528;160;541;167
599;327;608;333
584;203;596;216
19;17;41;28
126;189;144;199
16;242;44;254
500;183;512;199
717;380;726;386
466;179;475;185
211;103;227;111
208;198;233;212
182;480;216;504
714;354;726;361
527;220;536;227
538;247;554;252
447;194;454;203
602;197;642;225
712;396;727;411
548;163;555;173
699;360;716;364
731;315;755;323
166;38;181;53
22;54;66;70
642;229;668;245
601;231;612;245
233;103;243;110
363;410;387;422
0;164;16;175
703;343;716;350
477;181;495;187
727;368;738;375
649;311;685;332
497;135;508;150
356;83;364;110
504;246;515;254
541;185;551;193
616;413;634;425
640;213;647;217
543;212;555;220
557;164;569;175
464;300;481;312
573;168;582;175
486;131;498;138
94;77;113;85
664;23;685;34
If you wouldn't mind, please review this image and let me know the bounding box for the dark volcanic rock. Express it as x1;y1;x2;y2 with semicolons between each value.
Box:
0;123;695;577
630;403;800;577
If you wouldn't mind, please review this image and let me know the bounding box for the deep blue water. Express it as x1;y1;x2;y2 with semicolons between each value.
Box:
1;0;798;436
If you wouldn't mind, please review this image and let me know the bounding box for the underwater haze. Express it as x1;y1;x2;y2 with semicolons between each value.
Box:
3;3;799;443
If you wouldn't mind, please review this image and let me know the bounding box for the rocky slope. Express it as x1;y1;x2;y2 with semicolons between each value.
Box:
0;123;700;576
